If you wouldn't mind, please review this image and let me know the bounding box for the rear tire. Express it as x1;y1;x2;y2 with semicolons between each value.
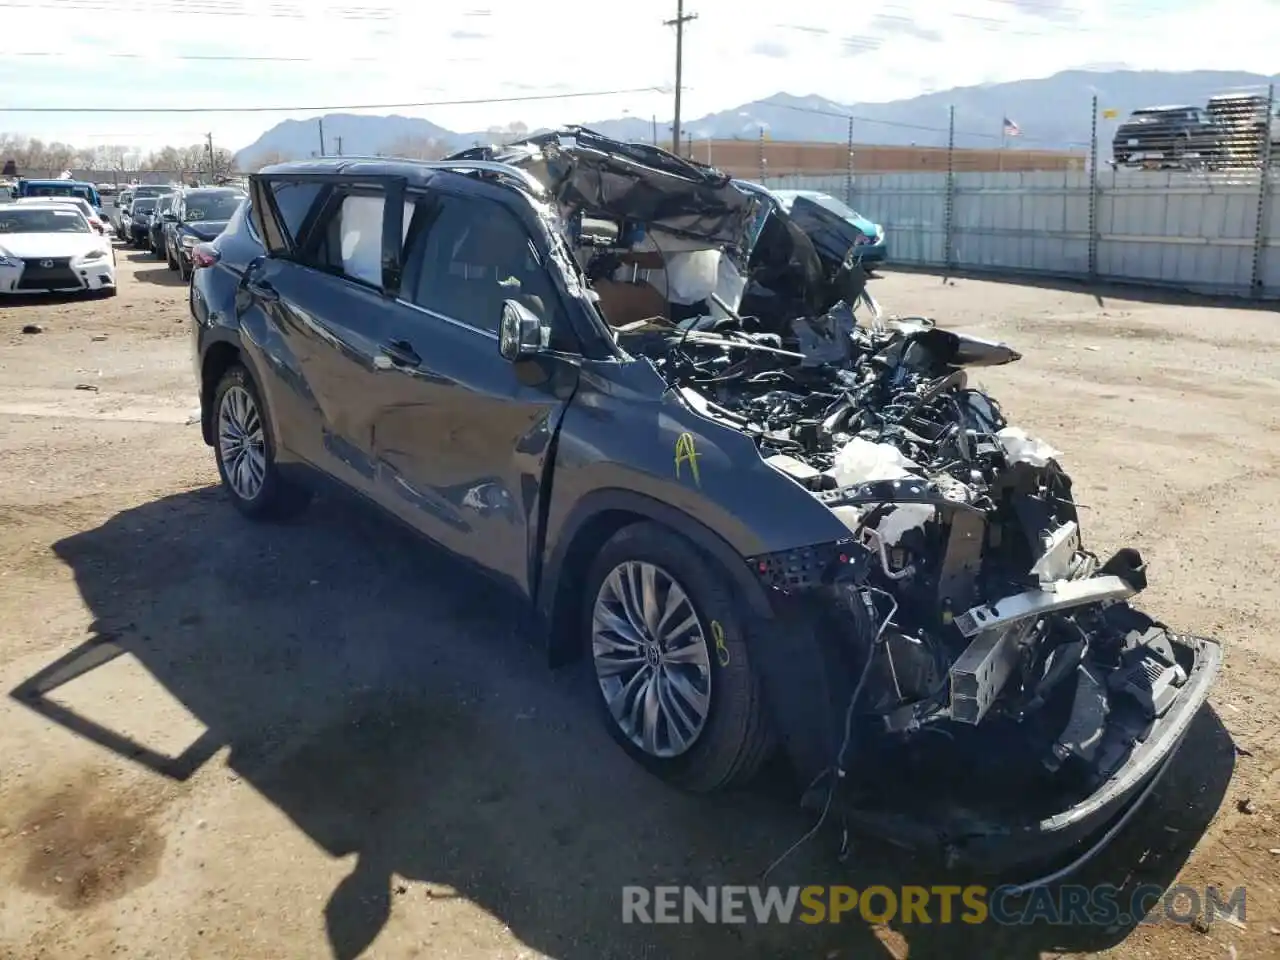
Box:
582;521;773;793
211;364;311;522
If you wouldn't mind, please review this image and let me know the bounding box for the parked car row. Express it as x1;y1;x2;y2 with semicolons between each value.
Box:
113;182;246;279
0;174;246;297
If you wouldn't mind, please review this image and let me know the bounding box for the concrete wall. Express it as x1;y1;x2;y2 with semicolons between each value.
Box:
762;169;1280;298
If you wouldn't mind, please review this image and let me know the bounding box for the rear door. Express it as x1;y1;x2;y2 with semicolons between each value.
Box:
245;173;413;494
367;184;580;592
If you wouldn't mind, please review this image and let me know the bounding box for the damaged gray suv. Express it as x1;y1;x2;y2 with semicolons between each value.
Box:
190;128;1220;877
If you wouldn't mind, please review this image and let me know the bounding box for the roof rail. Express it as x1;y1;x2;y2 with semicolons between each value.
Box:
278;155;547;198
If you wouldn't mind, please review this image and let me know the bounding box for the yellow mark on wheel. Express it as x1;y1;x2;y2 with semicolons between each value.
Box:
711;620;730;667
674;432;701;486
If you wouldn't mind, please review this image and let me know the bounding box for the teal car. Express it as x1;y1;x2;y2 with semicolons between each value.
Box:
770;188;887;265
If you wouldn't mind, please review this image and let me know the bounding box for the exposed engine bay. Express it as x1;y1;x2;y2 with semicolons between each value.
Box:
454;128;1221;870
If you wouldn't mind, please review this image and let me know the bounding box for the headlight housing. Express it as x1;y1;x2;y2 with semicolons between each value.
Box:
0;253;18;268
81;249;108;261
181;234;198;248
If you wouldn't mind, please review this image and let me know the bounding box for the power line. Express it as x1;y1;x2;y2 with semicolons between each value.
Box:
0;0;395;18
0;84;667;114
0;50;381;62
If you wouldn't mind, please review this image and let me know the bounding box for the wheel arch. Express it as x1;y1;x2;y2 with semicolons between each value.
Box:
199;337;243;446
537;488;775;667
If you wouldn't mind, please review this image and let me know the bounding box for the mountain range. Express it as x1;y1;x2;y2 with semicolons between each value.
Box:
233;69;1280;168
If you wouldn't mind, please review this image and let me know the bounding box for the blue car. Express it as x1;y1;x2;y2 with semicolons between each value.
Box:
770;188;887;265
15;178;103;212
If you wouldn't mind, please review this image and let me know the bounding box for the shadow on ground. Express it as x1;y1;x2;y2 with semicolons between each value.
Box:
880;263;1278;311
12;487;1235;960
0;290;113;309
122;248;184;287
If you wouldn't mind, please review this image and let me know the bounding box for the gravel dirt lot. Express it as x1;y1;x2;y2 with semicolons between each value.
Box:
0;247;1277;960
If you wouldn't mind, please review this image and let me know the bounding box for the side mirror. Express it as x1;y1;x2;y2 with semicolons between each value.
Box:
498;299;548;362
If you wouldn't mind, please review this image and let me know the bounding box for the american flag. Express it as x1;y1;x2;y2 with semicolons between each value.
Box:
1002;117;1021;137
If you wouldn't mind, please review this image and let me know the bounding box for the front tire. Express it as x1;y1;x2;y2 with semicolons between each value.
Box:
211;364;311;521
582;522;773;793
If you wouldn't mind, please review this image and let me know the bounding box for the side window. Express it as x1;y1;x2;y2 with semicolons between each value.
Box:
269;180;322;243
312;192;414;288
407;194;559;335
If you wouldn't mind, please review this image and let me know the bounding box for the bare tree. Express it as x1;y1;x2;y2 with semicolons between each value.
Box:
209;146;235;178
1;132;241;179
99;144;135;179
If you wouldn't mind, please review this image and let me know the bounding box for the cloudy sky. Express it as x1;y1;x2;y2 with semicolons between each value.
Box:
1;0;1277;154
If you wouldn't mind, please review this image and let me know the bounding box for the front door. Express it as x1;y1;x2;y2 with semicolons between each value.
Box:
369;188;580;595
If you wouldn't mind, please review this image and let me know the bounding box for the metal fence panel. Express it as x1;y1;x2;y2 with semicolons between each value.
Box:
1095;171;1260;293
759;168;1279;299
1262;179;1280;292
950;171;1091;275
858;173;948;265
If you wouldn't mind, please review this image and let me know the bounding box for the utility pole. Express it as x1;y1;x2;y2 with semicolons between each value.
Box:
664;0;697;152
318;117;326;157
205;132;215;182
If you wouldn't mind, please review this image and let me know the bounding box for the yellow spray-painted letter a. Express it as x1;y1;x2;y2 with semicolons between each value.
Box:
674;432;701;486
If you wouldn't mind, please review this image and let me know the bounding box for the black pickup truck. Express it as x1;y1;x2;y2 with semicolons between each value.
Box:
1112;104;1222;168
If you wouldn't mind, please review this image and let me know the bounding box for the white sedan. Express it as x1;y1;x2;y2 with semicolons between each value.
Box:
0;204;117;296
14;195;110;236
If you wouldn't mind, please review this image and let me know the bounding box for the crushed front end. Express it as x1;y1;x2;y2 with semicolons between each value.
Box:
708;306;1223;875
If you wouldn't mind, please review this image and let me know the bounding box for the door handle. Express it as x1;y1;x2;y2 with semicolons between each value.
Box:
246;278;279;303
379;338;421;368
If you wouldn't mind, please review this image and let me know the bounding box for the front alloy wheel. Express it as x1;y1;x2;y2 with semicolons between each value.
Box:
592;561;713;758
217;384;266;502
582;521;773;793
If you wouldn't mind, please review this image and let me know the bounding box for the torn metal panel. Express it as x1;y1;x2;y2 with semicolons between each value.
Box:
450;127;762;248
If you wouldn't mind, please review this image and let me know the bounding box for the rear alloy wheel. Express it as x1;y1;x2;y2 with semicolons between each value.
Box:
212;364;311;521
584;522;773;793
